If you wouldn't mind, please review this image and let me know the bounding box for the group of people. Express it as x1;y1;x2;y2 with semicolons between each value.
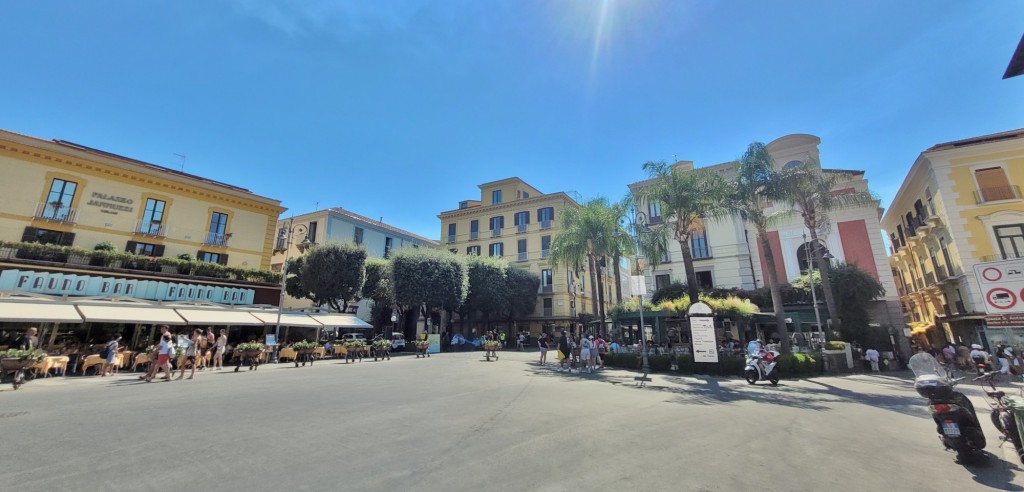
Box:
535;331;608;373
936;342;1022;378
140;325;228;382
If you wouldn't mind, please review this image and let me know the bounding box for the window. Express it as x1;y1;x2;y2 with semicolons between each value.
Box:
995;225;1024;260
447;223;456;243
783;160;803;170
467;245;481;256
276;227;287;250
354;227;364;245
21;226;74;246
307;221;318;244
543;298;553;316
470;220;479;240
208;212;229;245
459;201;469;209
655;274;671;291
537;207;555;225
514;211;530;232
541;235;551;258
517;239;527;261
940;237;955;273
490;216;504;236
384;237;393;258
541;269;553;291
690;228;710;259
975;167;1017;202
647;200;662;222
695;272;714;292
492;190;502;204
489;242;503;257
896;224;906;247
140;198;166;234
197;251;227;265
522;192;529;199
126;241;164;257
905;212;917;236
797;240;829;273
43;178;78;220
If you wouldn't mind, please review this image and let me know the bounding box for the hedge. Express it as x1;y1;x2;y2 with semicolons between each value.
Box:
602;351;822;376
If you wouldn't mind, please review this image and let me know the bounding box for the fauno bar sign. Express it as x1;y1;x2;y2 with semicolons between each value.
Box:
0;269;255;305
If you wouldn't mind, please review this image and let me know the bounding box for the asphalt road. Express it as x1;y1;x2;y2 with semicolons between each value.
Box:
2;350;1023;492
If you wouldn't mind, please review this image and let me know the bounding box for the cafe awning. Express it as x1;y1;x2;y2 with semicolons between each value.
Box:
0;299;85;323
173;308;264;326
75;303;186;325
249;311;322;328
306;312;372;329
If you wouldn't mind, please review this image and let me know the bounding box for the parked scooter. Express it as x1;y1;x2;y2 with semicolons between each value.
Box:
744;349;780;386
975;370;1024;464
910;352;986;460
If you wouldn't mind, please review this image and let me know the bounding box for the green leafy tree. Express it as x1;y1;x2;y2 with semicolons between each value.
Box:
731;142;794;353
362;258;393;304
505;266;541;333
651;281;688;304
287;242;367;312
775;158;879;339
550;197;619;324
463;255;510;333
637;161;731;303
392;248;468;338
795;263;885;346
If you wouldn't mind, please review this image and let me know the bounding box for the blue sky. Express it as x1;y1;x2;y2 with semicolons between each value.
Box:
2;1;1022;240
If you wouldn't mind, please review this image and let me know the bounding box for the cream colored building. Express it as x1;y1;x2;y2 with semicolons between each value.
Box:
439;177;617;336
882;128;1024;349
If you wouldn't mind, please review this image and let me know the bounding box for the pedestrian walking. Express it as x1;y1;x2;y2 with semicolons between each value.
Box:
517;332;525;351
557;331;572;372
865;347;880;373
101;335;121;376
213;328;227;370
176;329;201;380
146;333;174;382
538;333;549;365
499;331;507;348
580;335;593;373
143;325;172;381
594;335;606;368
196;328;209;370
589;335;601;369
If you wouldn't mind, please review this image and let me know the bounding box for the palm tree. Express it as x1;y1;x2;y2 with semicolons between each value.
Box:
637;161;731;303
775;158;878;339
732;142;794;353
550;198;619;328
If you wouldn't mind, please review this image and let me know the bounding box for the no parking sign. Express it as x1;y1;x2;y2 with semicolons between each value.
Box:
974;259;1024;314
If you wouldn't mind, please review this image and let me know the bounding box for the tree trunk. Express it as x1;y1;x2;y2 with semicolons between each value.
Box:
613;252;623;305
676;233;700;303
808;226;841;339
587;254;599;318
596;257;606;336
758;229;790;354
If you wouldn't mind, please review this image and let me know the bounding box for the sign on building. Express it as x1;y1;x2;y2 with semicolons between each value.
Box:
0;269;256;305
974;259;1024;315
689;316;718;363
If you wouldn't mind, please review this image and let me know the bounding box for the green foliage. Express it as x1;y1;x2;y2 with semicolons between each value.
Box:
794;263;885;345
177;253;195;261
362;258;393;303
609;298;657;319
774;353;821;375
464;256;510;319
343;339;366;348
236;342;265;352
391;248;468;312
294;242;368;312
699;294;759;317
369;301;394;330
2;348;47;362
505;266;540;319
372;339;392;350
291;341;319;350
825;341;847;351
93;241;116;252
651;281;687;304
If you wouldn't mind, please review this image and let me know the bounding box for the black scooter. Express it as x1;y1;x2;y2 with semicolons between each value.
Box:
910;353;986;460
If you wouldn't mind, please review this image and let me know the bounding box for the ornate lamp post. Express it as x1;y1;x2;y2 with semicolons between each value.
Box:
272;218;312;362
615;209;651;377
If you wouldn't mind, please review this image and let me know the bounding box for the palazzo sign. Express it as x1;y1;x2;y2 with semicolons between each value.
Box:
0;270;255;305
86;192;134;215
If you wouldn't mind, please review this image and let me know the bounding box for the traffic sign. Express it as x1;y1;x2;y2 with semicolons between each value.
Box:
974;259;1024;314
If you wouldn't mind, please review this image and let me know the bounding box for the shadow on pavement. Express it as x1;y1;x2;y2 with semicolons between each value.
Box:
960;451;1024;491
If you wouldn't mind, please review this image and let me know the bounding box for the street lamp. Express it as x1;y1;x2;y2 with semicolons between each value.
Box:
272;218;312;362
614;209;651;377
803;232;833;365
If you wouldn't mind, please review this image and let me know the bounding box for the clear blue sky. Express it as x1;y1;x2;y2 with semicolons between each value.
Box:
2;1;1022;240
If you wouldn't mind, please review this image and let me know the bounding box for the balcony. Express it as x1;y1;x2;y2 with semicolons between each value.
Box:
517;252;527;262
923;271;936;287
33;202;78;224
541;285;553;294
517;223;528;234
135;220;166;238
541;248;550;259
491;228;502;238
540;220;552;230
975;185;1022;204
203;232;230;247
469;231;479;241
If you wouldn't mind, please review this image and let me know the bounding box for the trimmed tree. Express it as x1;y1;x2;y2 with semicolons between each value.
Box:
463;255;510;334
505;266;541;335
391;248;468;340
362;258;394;334
287;242;367;312
796;263;886;346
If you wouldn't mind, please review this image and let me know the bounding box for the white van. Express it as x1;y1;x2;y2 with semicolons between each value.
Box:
391;332;406;351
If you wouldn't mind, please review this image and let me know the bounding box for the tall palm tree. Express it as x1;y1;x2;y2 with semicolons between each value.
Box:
775;158;878;339
550;198;619;328
637;161;731;303
732;142;794;353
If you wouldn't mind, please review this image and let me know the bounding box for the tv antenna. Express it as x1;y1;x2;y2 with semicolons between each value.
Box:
173;153;186;172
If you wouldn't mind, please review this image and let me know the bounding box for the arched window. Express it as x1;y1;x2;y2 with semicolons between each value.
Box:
796;240;829;273
783;160;803;170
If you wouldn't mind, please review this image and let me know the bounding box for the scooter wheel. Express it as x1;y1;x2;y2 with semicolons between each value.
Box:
769;372;780;386
744;369;758;385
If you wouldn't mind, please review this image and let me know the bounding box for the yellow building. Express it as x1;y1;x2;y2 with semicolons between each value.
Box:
438;178;617;337
882;128;1024;349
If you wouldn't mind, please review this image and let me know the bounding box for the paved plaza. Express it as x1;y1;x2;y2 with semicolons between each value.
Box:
2;351;1023;491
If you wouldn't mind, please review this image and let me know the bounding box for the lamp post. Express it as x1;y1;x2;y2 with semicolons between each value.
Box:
272;218;311;362
615;209;651;377
803;232;833;370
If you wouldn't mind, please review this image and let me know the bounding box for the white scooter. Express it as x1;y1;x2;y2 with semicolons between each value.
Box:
745;350;781;385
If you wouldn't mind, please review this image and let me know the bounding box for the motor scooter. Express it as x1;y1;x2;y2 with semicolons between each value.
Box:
910;352;986;461
744;349;780;385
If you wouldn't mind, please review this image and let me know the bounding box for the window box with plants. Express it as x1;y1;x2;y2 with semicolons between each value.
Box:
414;339;432;359
343;340;366;363
291;340;320;367
371;339;391;361
2;348;47;390
234;342;265;372
481;340;501;361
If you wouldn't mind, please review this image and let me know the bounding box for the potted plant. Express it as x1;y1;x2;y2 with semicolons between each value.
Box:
291;340;320;367
372;339;391;361
234;342;265;372
482;340;501;361
1;348;47;389
90;241;116;267
343;340;366;363
414;339;431;358
176;253;195;275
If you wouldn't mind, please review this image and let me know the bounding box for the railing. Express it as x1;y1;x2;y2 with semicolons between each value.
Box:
648;216;664;225
541;285;553;294
204;232;229;247
975;185;1022;204
135;220;166;237
517;252;527;262
543;308;553;317
540;220;552;230
469;231;479;240
34;202;78;223
491;228;502;238
541;248;550;259
447;234;456;244
517;223;528;234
